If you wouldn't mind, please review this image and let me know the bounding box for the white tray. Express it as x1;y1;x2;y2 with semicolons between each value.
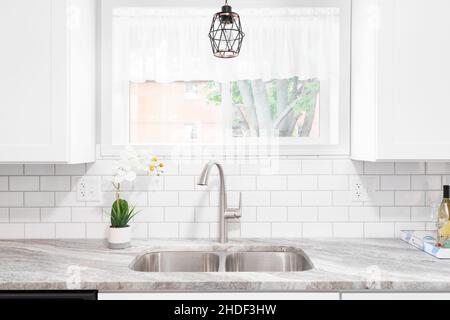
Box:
401;230;450;259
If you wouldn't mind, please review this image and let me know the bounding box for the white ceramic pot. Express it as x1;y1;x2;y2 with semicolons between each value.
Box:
108;226;131;249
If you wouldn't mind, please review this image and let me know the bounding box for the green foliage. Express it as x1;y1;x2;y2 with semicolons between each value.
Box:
293;79;320;113
206;81;222;107
266;81;278;119
110;199;139;228
231;81;244;105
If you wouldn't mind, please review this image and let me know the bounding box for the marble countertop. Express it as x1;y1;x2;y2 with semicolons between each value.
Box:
0;238;449;292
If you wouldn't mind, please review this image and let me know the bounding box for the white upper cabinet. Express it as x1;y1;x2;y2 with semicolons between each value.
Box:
0;0;96;163
351;0;450;161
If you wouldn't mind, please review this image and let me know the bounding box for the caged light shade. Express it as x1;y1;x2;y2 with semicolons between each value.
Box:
208;0;245;59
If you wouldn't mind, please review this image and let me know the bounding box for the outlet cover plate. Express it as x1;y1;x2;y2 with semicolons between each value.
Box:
350;176;378;202
77;177;101;202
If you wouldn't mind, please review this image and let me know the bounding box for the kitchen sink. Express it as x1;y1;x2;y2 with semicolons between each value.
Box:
225;252;313;272
130;252;220;272
130;248;313;273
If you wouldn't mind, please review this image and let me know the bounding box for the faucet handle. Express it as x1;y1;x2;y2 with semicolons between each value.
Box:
225;192;242;219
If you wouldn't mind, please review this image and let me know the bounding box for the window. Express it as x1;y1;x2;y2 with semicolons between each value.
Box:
101;0;351;156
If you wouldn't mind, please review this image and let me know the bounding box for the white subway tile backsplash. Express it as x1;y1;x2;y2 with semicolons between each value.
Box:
227;176;256;191
318;207;349;222
257;207;287;222
302;160;333;175
0;165;23;176
132;207;164;223
55;192;84;207
41;208;71;222
10;208;40;222
257;176;287;190
380;176;410;190
119;192;148;207
427;162;450;174
380;207;411;222
86;223;109;239
179;191;209;207
0;224;24;239
240;207;257;222
0;192;23;207
288;207;318;222
0;159;447;240
55;164;85;176
131;223;148;239
349;207;380;222
242;191;271;206
287;175;318;190
179;223;210;238
40;176;71;191
165;207;195;222
148;223;179;238
270;160;301;175
24;192;54;207
24;164;54;176
0;177;8;191
364;162;395;175
25;224;55;239
72;207;103;222
164;176;194;190
241;223;271;238
271;191;301;207
210;222;241;239
302;191;332;206
55;223;86;239
395;162;426;175
332;191;358;207
333;223;364;238
395;191;425;206
411;207;433;222
272;223;301;238
333;160;364;175
302;223;333;238
133;176;164;191
364;223;395;238
148;191;178;207
318;176;349;191
365;191;395;207
195;207;218;222
411;176;441;190
0;208;8;222
86;160;116;175
9;177;39;191
394;222;426;237
426;190;442;206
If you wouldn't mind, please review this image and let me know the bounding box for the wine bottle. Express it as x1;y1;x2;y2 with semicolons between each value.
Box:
437;185;450;245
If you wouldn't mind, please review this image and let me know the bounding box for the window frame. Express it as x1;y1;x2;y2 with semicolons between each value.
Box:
100;0;351;157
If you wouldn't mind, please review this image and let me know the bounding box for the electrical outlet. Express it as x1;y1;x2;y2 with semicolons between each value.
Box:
77;177;101;202
350;177;377;202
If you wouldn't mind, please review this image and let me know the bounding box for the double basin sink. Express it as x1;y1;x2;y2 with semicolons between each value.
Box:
130;248;314;273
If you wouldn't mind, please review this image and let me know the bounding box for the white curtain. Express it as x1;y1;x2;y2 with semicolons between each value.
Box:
112;7;340;83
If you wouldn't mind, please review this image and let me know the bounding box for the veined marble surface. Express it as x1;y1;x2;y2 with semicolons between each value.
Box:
0;238;449;292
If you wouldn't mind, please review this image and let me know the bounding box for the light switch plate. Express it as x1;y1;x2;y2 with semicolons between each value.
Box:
350;177;377;202
77;177;101;202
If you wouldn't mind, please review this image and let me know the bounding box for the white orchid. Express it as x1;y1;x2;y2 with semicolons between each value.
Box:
111;147;165;196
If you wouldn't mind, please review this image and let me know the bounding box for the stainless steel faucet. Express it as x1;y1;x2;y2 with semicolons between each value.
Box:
197;161;242;243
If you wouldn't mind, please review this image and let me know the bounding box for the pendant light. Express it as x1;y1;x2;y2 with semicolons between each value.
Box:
208;0;245;59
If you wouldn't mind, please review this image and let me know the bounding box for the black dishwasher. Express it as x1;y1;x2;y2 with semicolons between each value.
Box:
0;290;98;300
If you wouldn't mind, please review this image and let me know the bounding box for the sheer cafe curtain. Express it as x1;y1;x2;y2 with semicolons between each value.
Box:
112;7;340;84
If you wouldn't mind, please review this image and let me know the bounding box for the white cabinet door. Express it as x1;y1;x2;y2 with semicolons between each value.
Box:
99;292;340;301
342;292;450;300
0;0;96;163
0;0;67;162
351;0;450;161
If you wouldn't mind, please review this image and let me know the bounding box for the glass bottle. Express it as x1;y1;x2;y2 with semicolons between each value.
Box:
437;185;450;245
